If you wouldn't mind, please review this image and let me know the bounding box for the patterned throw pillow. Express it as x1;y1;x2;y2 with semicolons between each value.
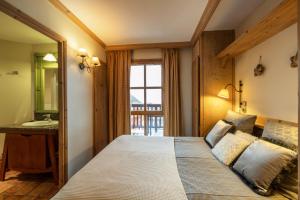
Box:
235;130;257;143
224;110;257;133
212;133;252;166
262;120;298;198
205;120;232;147
262;120;298;152
233;140;297;194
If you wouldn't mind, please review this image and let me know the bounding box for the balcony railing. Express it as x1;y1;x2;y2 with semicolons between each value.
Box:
131;104;163;136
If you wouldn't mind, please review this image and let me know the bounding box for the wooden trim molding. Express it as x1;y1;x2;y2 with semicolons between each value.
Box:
0;1;68;187
191;0;221;45
49;0;106;48
57;41;68;187
218;0;297;58
0;1;65;42
106;42;191;51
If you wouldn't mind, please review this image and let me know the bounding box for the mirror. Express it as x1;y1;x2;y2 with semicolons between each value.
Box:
34;53;58;112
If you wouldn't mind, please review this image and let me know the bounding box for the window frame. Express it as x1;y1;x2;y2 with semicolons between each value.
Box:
130;59;163;135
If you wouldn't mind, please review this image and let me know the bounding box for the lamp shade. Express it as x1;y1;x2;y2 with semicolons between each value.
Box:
218;88;229;99
43;53;57;62
78;48;88;57
91;56;100;66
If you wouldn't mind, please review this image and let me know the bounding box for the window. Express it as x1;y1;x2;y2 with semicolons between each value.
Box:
130;61;163;136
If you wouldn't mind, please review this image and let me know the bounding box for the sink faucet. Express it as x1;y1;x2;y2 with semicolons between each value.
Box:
43;114;52;122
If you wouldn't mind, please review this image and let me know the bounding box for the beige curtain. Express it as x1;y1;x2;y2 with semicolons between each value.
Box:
107;50;131;142
163;49;182;136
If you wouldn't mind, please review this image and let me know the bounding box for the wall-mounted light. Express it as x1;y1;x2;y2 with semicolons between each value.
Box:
218;80;246;112
43;53;57;62
91;56;100;66
77;48;101;73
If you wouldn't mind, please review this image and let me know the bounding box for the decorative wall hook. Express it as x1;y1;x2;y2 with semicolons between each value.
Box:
254;56;265;76
6;70;19;75
290;51;298;68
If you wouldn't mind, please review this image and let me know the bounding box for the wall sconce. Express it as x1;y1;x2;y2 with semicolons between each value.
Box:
218;80;247;113
77;48;101;73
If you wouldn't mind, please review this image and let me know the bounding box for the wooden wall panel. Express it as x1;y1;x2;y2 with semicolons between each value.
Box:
192;40;200;136
201;31;235;135
93;65;108;154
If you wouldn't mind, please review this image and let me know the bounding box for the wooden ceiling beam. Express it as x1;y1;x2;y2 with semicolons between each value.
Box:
190;0;221;45
49;0;106;48
217;0;297;58
106;42;192;51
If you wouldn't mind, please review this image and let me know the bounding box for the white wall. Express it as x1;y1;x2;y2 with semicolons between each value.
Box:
235;0;298;122
6;0;106;177
0;40;33;156
133;48;193;136
0;40;32;125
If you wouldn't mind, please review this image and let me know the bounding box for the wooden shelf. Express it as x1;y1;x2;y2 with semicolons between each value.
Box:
217;0;297;58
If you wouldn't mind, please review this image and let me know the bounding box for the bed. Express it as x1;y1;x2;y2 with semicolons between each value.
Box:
52;135;289;200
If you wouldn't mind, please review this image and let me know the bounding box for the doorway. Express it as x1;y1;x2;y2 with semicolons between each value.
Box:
0;1;67;189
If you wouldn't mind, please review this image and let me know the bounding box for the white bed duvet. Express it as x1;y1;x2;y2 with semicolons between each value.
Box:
52;135;187;200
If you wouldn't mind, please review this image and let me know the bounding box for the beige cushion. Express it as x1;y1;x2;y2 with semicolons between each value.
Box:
212;133;252;166
205;120;232;147
224;110;257;133
233;140;297;193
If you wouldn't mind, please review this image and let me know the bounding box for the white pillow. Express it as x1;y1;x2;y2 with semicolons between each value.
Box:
235;130;257;143
205;120;232;147
233;140;297;193
212;133;252;165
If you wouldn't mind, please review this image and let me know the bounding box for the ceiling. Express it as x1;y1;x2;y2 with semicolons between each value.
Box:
206;0;264;31
0;12;55;44
60;0;208;45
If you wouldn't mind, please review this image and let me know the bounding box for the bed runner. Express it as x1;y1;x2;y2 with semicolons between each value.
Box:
52;136;187;200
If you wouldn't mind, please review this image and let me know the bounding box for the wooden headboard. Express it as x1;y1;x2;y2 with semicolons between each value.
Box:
252;116;298;137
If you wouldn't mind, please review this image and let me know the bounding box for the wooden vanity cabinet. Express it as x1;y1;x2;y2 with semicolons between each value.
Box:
0;129;58;184
6;134;48;171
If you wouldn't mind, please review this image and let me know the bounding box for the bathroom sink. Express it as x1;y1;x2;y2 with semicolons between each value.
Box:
22;120;59;127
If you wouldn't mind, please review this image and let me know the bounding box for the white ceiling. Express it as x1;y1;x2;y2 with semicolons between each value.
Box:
61;0;208;45
206;0;264;31
0;11;55;44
